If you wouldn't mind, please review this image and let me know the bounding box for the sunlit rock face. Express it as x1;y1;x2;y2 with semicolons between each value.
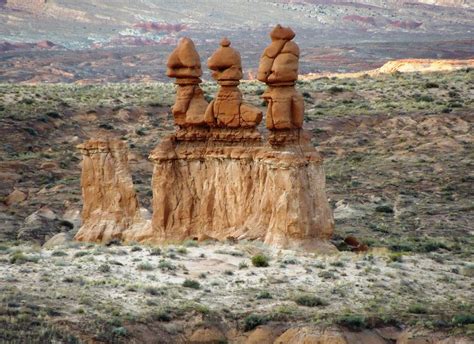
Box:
134;130;335;250
74;139;142;243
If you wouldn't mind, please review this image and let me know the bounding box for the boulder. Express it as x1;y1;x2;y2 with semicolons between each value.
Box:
4;189;27;206
18;208;74;244
43;232;72;249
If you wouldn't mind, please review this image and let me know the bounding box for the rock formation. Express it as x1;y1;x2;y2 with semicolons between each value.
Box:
74;139;142;243
166;37;211;136
77;27;335;250
205;38;262;129
258;24;304;136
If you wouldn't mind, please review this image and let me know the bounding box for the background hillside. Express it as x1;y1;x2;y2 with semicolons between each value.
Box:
0;0;473;82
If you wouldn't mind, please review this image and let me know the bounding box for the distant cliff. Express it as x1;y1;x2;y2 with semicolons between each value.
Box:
300;58;474;80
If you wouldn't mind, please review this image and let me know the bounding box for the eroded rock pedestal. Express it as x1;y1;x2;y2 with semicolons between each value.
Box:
74;139;142;243
130;129;334;249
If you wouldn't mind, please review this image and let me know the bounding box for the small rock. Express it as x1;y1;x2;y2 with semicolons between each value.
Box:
334;200;363;220
25;207;57;223
189;327;226;344
63;208;82;230
4;189;27;206
375;205;394;214
43;232;71;249
40;162;58;170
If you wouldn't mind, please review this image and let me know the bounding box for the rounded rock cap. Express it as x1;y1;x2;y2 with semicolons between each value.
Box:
220;37;231;47
270;24;295;41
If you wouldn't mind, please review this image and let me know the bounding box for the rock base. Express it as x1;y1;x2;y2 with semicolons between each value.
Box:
128;130;334;249
74;139;143;243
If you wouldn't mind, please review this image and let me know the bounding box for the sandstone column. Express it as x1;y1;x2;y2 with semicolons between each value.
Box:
205;38;262;129
166;37;212;140
258;24;305;144
74;139;141;243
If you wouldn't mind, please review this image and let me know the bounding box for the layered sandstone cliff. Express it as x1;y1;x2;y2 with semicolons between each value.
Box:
74;139;143;243
125;129;334;249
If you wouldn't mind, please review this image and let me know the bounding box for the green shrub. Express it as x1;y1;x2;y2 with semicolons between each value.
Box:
74;251;90;258
256;290;272;299
158;259;176;271
51;250;68;257
137;262;154;271
251;254;269;267
408;303;428;314
452;314;474;326
239;262;248;269
149;247;161;256
144;286;160;295
424;82;439;88
177;247;188;255
98;263;111;273
151;308;172;322
337;314;367;330
294;294;327;307
328;86;345;94
182;279;200;289
389;253;403;263
9;251;39;264
244;314;268;331
111;327;127;337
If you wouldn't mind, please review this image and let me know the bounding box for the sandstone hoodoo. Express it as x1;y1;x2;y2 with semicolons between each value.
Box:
74;139;143;243
205;38;263;129
77;26;335;250
166;37;211;138
258;24;304;144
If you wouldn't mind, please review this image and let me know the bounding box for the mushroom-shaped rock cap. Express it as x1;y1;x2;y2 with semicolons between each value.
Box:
207;38;243;81
270;24;295;41
208;38;242;70
167;37;202;78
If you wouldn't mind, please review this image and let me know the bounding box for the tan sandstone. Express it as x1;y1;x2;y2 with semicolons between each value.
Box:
4;188;27;206
258;24;304;132
167;37;210;128
127;130;335;249
74;139;143;243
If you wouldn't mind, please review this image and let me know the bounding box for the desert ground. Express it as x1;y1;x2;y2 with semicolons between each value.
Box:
0;68;473;342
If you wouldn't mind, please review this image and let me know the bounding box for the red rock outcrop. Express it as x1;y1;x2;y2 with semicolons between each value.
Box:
74;139;143;243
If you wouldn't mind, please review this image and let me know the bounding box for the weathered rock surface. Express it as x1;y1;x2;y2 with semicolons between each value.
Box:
43;232;72;248
205;38;262;128
127;130;334;249
258;24;304;132
74;139;143;243
166;37;210;127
